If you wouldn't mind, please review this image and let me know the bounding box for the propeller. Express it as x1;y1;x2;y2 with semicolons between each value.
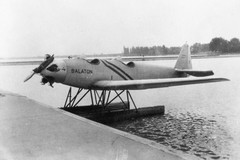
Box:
23;54;54;82
23;71;35;82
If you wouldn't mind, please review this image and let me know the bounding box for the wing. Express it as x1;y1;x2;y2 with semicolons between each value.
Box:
91;77;229;90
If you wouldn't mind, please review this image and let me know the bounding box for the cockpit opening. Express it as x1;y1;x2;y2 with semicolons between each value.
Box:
87;59;100;65
126;62;135;68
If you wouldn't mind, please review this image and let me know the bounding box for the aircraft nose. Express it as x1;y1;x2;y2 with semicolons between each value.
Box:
41;60;67;84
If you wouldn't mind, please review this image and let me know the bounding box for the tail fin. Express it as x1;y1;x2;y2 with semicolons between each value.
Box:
174;43;192;69
174;43;214;77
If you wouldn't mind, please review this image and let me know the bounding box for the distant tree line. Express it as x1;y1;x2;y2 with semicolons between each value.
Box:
209;37;240;53
123;45;182;56
123;37;240;56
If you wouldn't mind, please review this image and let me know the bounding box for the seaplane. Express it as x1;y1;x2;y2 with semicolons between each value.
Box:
24;43;228;113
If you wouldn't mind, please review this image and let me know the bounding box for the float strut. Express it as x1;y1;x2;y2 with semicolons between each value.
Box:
63;88;138;113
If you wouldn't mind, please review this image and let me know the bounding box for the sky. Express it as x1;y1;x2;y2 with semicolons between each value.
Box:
0;0;240;58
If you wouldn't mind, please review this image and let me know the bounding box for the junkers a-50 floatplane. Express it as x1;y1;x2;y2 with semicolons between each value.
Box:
24;43;228;117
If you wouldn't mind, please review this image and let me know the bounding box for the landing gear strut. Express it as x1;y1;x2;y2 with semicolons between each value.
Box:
63;87;138;114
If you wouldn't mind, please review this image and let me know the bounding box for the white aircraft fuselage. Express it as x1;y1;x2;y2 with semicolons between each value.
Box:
24;43;228;90
41;58;185;89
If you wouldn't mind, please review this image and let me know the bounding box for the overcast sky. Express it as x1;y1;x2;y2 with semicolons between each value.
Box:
0;0;240;58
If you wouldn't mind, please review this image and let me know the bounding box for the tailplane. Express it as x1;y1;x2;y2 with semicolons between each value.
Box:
174;43;214;77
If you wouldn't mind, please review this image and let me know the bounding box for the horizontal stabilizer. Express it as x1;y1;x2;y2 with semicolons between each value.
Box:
175;69;214;77
91;77;229;90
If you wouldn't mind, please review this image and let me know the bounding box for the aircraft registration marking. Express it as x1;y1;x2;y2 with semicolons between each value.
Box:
71;68;93;74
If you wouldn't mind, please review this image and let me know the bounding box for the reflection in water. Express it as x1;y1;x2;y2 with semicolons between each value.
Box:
109;110;233;159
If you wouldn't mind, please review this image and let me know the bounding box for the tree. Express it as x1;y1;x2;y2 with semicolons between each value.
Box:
162;45;168;55
168;47;181;55
200;43;210;52
219;39;229;53
209;37;221;52
209;37;228;53
229;38;240;53
191;43;201;54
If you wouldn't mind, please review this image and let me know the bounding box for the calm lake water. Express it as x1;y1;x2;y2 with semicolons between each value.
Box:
0;57;240;159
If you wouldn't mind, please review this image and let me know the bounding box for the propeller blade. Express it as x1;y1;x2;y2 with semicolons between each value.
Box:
24;55;54;83
24;71;35;82
33;55;54;73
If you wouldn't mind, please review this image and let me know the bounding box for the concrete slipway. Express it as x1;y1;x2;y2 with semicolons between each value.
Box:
0;90;198;160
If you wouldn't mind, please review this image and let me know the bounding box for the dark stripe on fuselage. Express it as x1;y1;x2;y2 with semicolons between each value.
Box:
104;60;134;80
101;60;128;80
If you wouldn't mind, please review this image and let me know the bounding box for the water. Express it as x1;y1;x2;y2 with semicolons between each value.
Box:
0;57;240;159
109;111;233;159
